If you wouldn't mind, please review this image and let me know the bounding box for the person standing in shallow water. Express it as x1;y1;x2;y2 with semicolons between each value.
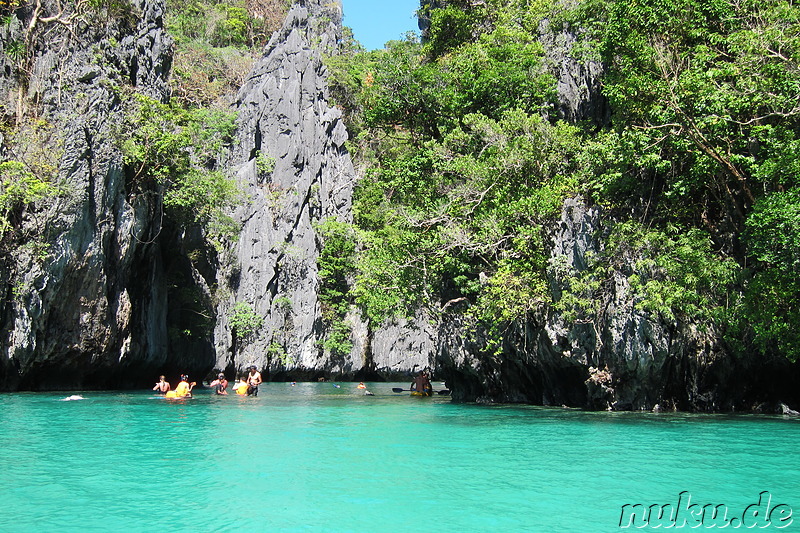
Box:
233;374;248;395
246;365;262;396
209;373;228;395
152;375;170;394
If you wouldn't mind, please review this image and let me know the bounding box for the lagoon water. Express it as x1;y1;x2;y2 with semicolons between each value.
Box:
1;382;798;532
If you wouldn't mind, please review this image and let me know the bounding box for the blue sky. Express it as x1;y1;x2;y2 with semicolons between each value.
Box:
340;0;421;50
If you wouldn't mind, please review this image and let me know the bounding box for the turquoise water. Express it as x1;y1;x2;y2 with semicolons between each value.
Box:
1;382;798;532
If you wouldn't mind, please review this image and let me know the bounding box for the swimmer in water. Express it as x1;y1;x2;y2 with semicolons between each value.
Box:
61;395;85;401
152;375;170;394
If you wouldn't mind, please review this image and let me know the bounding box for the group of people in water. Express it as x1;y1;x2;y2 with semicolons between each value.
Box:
152;368;433;398
152;365;262;399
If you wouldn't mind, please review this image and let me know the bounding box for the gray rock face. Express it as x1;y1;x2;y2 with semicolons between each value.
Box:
212;0;366;378
435;197;800;410
0;0;435;390
371;312;437;378
539;18;609;125
212;0;437;382
0;0;211;389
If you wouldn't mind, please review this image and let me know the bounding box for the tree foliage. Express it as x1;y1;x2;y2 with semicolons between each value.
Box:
326;1;579;350
742;190;800;360
573;0;800;359
229;301;264;344
580;0;800;231
0;118;63;248
316;217;357;357
166;0;287;108
119;93;241;248
0;161;54;240
328;0;800;362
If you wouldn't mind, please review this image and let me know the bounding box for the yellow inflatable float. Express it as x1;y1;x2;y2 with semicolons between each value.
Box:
165;376;194;399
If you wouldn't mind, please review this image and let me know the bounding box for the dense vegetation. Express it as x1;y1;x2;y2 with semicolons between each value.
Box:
324;0;800;361
166;0;287;108
1;0;797;366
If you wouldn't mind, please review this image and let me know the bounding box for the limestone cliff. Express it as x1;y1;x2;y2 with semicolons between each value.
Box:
0;0;434;390
210;0;434;381
433;197;798;410
0;0;213;389
0;0;795;411
212;0;358;378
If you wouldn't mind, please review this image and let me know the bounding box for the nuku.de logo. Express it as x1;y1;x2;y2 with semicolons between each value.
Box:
619;491;793;529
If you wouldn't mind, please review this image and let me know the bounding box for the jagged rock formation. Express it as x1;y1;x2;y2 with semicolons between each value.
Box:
0;0;434;391
0;0;795;410
212;0;361;378
539;19;609;126
0;0;214;389
211;0;434;381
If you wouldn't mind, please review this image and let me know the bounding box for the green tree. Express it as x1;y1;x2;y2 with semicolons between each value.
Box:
581;0;800;236
119;93;241;248
317;217;357;356
328;1;578;349
0;161;54;240
229;301;264;346
330;0;800;364
741;190;800;360
574;0;800;360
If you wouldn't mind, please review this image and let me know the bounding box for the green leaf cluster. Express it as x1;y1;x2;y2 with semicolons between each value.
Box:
327;0;581;343
229;301;264;342
554;222;739;330
740;190;800;360
166;0;287;108
326;0;800;362
334;6;581;342
613;222;738;323
166;0;276;48
0;161;55;240
579;0;800;218
572;0;800;359
0;118;63;246
119;93;241;248
316;217;357;357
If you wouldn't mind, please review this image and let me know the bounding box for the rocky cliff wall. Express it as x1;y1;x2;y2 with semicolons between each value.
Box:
212;0;360;378
387;2;797;410
435;197;800;411
0;0;437;390
0;0;214;390
211;0;434;381
1;0;795;408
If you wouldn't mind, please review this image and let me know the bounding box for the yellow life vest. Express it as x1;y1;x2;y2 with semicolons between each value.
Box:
173;381;190;397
